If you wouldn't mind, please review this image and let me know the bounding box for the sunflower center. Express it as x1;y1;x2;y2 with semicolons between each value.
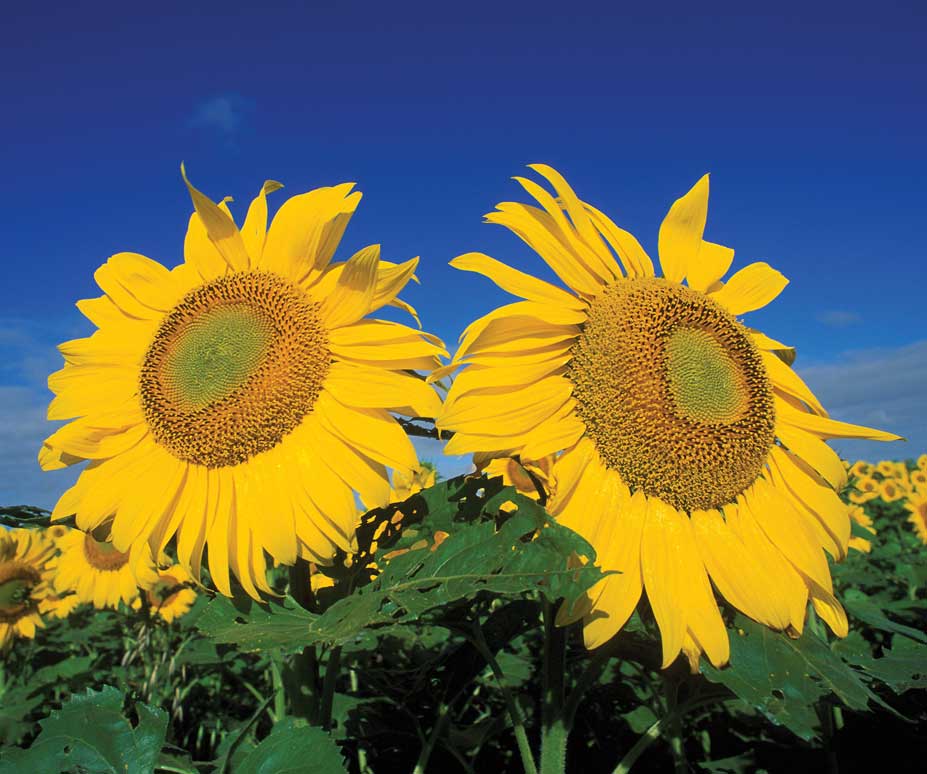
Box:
147;574;183;608
0;566;39;622
567;277;775;511
82;533;130;572
140;272;330;468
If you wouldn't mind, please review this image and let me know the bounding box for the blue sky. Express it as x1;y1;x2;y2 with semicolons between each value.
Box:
2;1;925;507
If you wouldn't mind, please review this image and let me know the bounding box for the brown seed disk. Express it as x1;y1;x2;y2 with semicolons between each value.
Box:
139;272;330;468
567;277;775;511
82;533;131;572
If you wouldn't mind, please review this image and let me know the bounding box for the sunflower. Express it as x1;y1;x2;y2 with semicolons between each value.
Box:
905;492;927;544
848;475;880;505
52;527;158;609
436;165;901;669
918;454;927;473
848;460;872;479
143;564;197;623
40;170;445;598
0;529;54;648
847;505;876;554
911;469;927;492
875;460;896;477
879;479;904;503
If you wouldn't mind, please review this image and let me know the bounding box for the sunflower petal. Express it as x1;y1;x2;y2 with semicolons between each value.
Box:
710;262;788;315
319;245;380;328
658;175;709;284
181;165;250;272
241;180;284;265
687;240;734;293
450;252;585;309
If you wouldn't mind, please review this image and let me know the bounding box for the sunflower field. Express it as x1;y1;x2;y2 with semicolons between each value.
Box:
1;169;926;773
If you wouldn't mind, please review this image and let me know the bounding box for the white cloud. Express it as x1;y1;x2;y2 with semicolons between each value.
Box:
188;94;253;137
797;339;927;461
816;309;862;328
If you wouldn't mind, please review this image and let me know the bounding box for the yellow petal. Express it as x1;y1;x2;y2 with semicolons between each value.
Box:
444;356;570;404
262;183;360;282
76;295;137;328
315;392;418;472
241;180;284;265
583;203;655;278
527;164;622;282
486;203;602;296
325;361;441;418
691;507;790;630
373;257;420;316
767;446;850;557
319;244;380;328
762;351;827;416
641;497;689;667
710;262;788;315
40;418;147;467
181;164;250;272
775;395;903;442
94;252;188;315
519;408;585;461
775;422;847;490
206;467;235;597
687;240;734;293
450;251;585;309
658;174;709;284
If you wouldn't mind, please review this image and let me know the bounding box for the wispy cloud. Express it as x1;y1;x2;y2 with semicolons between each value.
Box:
797;339;927;461
816;309;862;328
188;94;253;139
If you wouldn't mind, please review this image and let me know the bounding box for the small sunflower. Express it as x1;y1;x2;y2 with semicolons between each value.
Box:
879;479;904;503
52;528;158;609
436;166;900;669
40;171;444;598
910;469;927;492
0;529;54;648
144;564;197;623
848;475;880;505
904;492;927;544
875;460;896;477
848;460;872;478
847;505;876;554
918;454;927;473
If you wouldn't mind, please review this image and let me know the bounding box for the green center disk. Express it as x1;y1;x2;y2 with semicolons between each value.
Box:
160;303;275;410
665;327;746;423
0;579;31;609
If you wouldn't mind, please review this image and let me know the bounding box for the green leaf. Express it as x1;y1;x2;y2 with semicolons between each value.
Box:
833;631;927;694
236;719;346;774
703;614;890;741
0;686;167;774
842;589;927;643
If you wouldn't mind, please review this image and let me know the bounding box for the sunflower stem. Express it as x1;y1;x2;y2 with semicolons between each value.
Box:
286;561;320;721
470;621;538;774
540;598;568;774
269;652;286;722
412;701;450;774
661;674;687;774
319;645;342;731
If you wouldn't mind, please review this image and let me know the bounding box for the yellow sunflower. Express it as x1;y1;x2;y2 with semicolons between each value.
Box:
879;479;904;503
876;460;896;477
0;529;54;648
848;460;872;478
40;170;445;598
848;475;880;505
905;492;927;544
52;528;158;609
847;505;876;554
144;564;197;623
918;454;927;473
910;469;927;492
436;165;901;669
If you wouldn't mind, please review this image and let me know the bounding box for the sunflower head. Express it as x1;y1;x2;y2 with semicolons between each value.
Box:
905;493;927;544
40;170;445;600
145;564;197;623
0;529;54;648
438;164;901;670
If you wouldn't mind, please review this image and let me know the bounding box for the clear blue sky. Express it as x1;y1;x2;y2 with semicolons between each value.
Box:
2;0;925;507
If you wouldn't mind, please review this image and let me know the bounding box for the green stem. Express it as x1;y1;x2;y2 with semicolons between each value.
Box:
319;646;342;730
540;599;568;774
470;623;538;774
661;675;687;774
612;695;723;774
287;562;320;721
412;702;450;774
270;652;286;722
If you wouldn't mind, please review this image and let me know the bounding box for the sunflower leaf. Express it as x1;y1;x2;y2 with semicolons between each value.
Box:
235;719;347;774
702;614;893;742
0;685;167;774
